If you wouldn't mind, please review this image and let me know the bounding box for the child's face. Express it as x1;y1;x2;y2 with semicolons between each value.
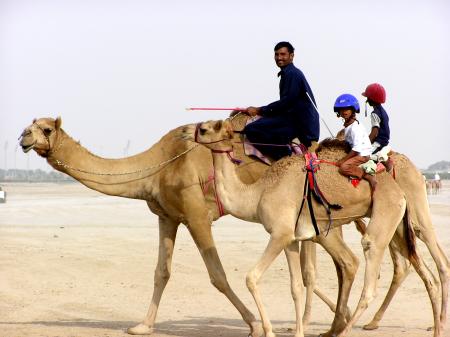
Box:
337;108;353;120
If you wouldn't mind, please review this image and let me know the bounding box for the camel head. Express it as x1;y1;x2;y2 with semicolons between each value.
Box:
19;117;63;157
182;119;234;151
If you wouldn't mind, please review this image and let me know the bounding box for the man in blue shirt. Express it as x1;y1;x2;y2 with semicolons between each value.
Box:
243;41;320;160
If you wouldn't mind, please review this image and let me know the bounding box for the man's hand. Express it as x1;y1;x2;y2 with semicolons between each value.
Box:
246;106;261;116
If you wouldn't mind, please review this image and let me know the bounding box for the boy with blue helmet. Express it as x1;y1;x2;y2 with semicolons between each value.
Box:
334;94;377;191
362;83;393;171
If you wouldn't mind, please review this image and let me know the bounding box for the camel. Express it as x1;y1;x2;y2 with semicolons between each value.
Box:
19;116;358;336
19;116;447;336
184;119;412;337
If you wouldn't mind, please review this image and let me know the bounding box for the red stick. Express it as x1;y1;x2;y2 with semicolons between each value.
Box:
186;107;246;111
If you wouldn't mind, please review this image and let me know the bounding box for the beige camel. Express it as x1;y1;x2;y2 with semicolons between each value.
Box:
184;119;410;337
19;116;266;336
332;130;449;334
19;116;357;336
19;116;447;337
313;143;448;337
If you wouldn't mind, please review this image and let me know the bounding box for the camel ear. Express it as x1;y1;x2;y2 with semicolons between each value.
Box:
213;120;223;131
55;116;62;130
223;120;234;138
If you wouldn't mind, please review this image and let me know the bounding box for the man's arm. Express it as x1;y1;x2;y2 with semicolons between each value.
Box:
261;72;306;116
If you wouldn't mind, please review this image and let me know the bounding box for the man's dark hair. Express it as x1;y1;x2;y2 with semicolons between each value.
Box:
274;41;294;53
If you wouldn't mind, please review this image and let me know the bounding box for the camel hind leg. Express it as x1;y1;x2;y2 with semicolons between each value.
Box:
301;234;353;329
407;190;449;331
417;227;449;332
187;217;261;337
315;227;359;337
364;212;442;336
337;185;406;337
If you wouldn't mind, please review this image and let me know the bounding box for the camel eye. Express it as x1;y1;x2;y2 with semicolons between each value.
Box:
44;128;52;135
199;128;207;135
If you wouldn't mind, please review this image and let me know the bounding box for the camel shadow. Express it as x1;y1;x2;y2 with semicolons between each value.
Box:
0;317;333;337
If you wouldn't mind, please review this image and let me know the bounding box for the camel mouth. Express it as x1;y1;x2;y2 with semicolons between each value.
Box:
21;141;36;153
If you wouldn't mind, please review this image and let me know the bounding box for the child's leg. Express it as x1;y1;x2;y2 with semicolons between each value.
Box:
338;156;368;179
339;156;377;190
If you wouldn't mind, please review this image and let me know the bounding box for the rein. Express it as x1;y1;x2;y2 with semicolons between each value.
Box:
28;122;200;180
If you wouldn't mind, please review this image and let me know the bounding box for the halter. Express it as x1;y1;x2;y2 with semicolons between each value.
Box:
211;149;242;165
20;121;66;158
195;123;242;165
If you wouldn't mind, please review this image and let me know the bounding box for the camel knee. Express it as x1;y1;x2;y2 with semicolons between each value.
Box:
246;271;258;292
337;255;359;278
210;275;230;293
290;281;302;301
154;266;171;288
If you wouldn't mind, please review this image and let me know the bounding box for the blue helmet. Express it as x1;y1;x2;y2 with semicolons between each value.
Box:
333;94;360;113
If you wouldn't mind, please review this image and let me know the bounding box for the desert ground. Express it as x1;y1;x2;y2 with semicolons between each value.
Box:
0;181;449;337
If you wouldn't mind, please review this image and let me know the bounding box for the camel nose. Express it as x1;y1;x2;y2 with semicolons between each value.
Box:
18;128;31;140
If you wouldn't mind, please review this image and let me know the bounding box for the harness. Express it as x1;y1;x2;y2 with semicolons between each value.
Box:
295;152;342;236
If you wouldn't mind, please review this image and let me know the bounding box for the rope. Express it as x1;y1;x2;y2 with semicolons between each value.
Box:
53;144;199;177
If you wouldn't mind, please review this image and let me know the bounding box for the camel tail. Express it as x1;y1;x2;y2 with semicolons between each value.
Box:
403;206;419;265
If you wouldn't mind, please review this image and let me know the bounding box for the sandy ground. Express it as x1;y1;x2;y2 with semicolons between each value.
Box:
0;181;449;337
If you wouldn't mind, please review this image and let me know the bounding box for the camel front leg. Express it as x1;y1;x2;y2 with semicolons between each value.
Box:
315;228;358;337
300;240;315;328
337;192;405;337
363;242;411;331
246;234;294;337
128;216;179;335
285;240;304;337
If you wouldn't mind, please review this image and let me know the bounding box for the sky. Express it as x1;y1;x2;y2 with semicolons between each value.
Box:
1;0;449;171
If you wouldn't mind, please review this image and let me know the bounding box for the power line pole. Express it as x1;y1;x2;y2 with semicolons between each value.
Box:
4;141;8;172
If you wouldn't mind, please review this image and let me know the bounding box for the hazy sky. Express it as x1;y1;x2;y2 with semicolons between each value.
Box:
1;0;449;171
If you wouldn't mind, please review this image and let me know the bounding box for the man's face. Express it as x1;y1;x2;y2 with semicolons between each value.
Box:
274;47;294;68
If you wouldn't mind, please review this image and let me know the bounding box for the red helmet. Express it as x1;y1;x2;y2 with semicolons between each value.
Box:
362;83;386;104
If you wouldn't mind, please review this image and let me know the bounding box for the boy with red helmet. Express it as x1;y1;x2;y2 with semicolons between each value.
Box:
362;83;393;171
334;94;377;191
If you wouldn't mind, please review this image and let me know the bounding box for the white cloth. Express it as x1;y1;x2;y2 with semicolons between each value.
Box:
371;112;381;128
435;173;441;181
344;121;372;157
360;160;377;175
370;144;391;162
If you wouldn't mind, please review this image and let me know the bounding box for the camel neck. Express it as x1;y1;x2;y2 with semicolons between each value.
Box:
211;151;262;222
46;129;167;199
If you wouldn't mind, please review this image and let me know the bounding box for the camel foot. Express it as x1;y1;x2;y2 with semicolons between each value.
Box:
362;321;379;330
127;323;154;335
248;321;263;337
302;311;311;328
318;332;337;337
